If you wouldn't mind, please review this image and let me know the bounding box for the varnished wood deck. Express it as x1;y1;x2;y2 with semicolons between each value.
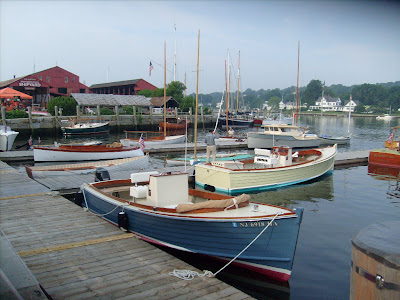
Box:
0;161;253;299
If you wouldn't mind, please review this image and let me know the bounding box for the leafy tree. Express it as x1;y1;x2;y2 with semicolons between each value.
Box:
303;80;323;104
136;89;154;97
100;107;114;115
166;81;186;103
354;104;365;113
268;96;281;110
47;96;77;116
180;96;195;112
351;84;387;106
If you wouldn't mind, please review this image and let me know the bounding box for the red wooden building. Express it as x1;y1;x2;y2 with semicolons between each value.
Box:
0;66;89;107
90;79;157;95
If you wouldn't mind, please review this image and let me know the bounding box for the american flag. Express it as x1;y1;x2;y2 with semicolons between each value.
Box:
389;131;394;143
139;134;145;150
149;62;154;76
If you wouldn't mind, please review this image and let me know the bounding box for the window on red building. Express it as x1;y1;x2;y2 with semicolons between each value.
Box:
65;77;68;83
58;88;67;94
46;76;50;82
72;77;75;82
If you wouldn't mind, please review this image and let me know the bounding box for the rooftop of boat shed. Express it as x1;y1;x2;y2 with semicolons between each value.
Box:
71;93;180;108
71;93;151;106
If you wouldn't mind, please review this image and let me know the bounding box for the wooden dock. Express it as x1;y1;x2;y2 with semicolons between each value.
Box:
0;161;253;299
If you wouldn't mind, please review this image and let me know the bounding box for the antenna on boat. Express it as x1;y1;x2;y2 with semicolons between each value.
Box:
173;21;177;81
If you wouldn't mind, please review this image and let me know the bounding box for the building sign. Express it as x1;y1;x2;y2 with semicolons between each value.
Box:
19;77;41;88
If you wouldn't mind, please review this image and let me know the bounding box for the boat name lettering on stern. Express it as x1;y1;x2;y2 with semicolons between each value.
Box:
232;221;278;228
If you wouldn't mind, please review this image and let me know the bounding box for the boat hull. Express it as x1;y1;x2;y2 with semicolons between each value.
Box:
218;117;254;128
0;131;19;151
33;146;144;162
159;121;190;131
247;132;321;149
195;146;336;195
319;136;350;145
81;185;303;282
369;149;400;167
62;123;110;135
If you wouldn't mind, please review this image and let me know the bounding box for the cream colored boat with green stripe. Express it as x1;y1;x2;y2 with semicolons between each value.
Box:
195;144;337;195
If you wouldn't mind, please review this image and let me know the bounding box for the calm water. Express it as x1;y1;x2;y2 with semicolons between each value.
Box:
10;115;400;299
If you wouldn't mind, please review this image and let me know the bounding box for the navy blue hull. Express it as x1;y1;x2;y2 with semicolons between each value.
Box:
82;188;303;281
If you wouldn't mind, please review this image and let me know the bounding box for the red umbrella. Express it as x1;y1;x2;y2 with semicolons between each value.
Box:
0;87;33;99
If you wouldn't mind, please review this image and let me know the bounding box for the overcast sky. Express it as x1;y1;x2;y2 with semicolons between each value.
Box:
1;1;399;94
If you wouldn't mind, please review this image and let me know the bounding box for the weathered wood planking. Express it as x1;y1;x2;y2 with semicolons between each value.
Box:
0;160;253;299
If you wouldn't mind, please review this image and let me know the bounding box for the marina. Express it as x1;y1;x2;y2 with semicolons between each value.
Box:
1;115;399;299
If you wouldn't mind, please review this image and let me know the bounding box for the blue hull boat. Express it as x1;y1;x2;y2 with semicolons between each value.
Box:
81;172;303;282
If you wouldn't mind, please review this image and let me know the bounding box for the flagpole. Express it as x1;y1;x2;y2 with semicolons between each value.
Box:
296;41;300;126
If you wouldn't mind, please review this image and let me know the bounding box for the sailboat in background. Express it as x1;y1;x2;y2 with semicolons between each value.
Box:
319;95;352;145
121;42;186;147
376;105;394;121
218;50;253;128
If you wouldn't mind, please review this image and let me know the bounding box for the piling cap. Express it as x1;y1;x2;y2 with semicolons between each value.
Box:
352;221;400;268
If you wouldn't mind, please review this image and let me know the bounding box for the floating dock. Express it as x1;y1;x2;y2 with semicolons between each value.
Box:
0;161;253;299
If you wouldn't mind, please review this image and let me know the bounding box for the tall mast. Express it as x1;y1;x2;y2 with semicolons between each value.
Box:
173;22;177;81
225;60;229;132
296;41;300;126
226;50;230;134
194;30;200;158
348;95;352;135
184;72;186;98
236;50;240;113
164;41;167;138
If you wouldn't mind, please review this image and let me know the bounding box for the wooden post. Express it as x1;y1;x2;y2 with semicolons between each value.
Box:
149;106;153;125
175;107;178;118
1;107;6;126
115;105;120;126
54;106;60;129
189;107;192;123
76;105;80;119
96;106;100;121
132;105;137;126
27;106;33;130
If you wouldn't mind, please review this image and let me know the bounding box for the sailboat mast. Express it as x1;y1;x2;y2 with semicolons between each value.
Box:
295;41;300;126
236;50;240;113
173;22;177;81
348;95;352;135
194;30;200;158
225;60;229;132
184;72;186;98
164;41;167;138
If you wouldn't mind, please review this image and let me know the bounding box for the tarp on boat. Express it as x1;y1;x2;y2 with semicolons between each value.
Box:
0;87;33;99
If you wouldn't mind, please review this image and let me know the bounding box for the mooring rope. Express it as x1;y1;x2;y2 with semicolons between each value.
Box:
170;211;282;280
81;184;128;216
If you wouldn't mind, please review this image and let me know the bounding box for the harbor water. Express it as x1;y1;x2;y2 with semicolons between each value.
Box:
8;115;400;299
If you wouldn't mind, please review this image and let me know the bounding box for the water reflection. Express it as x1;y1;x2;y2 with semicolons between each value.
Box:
368;163;400;201
248;173;334;208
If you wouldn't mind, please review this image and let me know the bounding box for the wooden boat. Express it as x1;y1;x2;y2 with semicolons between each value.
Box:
61;121;110;135
247;124;321;149
195;145;337;195
25;155;149;179
80;171;304;282
166;152;253;166
369;148;400;167
33;142;144;162
159;118;190;131
120;131;186;147
218;115;254;128
0;125;19;151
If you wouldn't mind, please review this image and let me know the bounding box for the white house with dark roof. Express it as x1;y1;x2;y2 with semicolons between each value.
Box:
309;95;342;111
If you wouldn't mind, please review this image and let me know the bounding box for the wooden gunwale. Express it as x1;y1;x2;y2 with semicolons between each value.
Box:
87;181;296;218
